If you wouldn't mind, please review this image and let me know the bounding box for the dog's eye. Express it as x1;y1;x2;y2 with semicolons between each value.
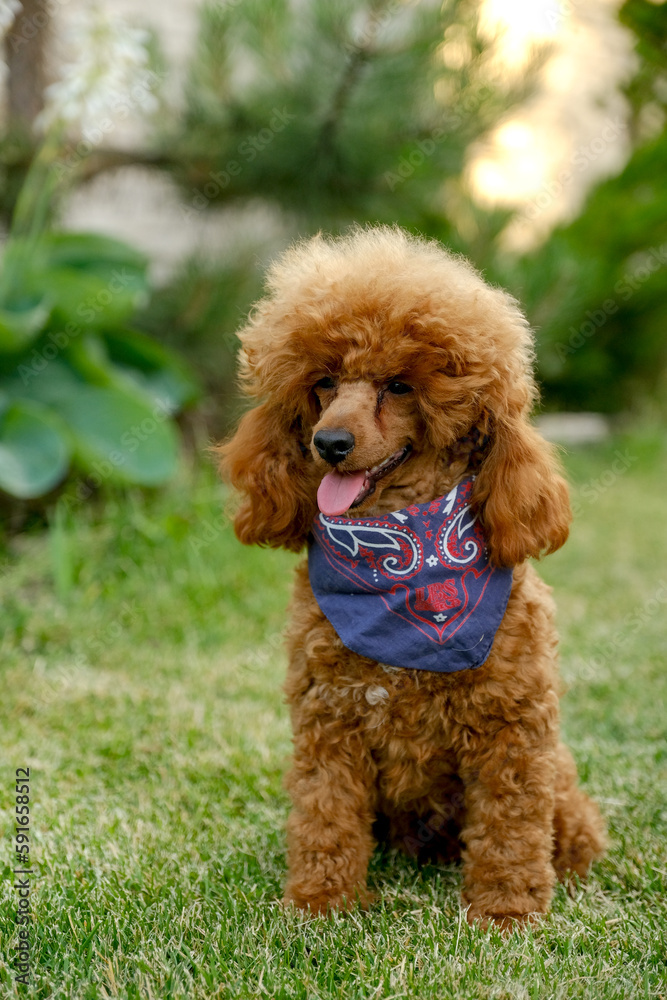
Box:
315;376;336;390
387;380;413;395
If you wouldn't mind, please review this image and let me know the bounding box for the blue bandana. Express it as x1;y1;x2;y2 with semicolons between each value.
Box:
308;477;513;673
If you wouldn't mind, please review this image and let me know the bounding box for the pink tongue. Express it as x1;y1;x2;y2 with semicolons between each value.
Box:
317;470;367;516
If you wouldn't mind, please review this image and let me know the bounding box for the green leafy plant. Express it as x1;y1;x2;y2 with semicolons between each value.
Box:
0;229;199;499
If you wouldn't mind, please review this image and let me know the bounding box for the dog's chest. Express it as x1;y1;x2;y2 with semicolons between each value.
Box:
307;660;453;747
310;662;400;714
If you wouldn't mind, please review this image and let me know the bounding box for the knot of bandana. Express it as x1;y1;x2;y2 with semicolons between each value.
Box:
308;477;513;673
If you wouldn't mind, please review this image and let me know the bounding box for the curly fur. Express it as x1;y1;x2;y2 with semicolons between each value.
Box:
218;226;606;929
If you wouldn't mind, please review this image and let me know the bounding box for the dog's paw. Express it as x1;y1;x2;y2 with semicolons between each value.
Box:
465;906;542;934
282;885;374;916
462;866;554;934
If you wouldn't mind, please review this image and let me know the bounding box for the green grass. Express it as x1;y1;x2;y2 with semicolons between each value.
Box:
1;426;666;999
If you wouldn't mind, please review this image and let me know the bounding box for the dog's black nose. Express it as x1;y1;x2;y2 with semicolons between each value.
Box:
313;428;355;465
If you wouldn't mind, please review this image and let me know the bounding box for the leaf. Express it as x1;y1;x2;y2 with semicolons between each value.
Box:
1;358;86;406
39;232;148;276
117;367;198;412
102;328;201;409
1;232;149;337
53;384;180;486
65;332;200;412
25;267;148;329
0;401;70;499
66;335;115;387
0;300;52;353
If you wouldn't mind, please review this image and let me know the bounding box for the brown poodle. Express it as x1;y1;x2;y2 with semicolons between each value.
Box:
218;225;606;929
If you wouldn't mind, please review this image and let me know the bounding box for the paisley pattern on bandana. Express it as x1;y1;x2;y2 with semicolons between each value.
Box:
308;477;513;673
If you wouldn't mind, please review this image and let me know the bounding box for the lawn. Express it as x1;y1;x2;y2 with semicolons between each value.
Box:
0;425;665;999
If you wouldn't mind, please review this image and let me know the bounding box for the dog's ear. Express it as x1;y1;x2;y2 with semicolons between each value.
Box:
470;413;571;568
216;401;316;552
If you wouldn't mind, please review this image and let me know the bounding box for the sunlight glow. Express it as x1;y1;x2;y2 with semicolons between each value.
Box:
479;0;563;63
469;128;549;204
468;0;570;209
467;0;634;249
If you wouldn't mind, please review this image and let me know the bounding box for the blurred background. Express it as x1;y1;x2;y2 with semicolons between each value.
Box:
0;0;665;513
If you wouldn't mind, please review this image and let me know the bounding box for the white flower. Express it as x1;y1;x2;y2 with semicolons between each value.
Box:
36;6;159;134
0;0;21;38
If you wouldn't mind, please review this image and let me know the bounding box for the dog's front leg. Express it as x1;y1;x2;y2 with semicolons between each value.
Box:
458;722;558;931
283;724;378;916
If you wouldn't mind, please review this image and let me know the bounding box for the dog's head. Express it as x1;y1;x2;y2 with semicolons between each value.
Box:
218;226;570;566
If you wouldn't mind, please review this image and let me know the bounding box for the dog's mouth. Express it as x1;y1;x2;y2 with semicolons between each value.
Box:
316;445;412;516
